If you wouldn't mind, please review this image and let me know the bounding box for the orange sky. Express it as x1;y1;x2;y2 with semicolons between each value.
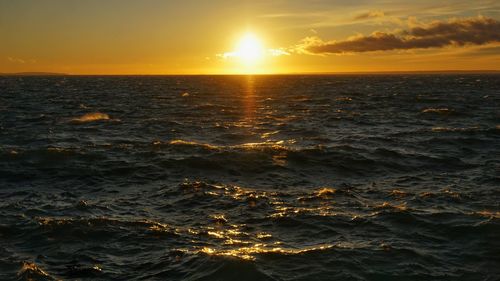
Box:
1;0;500;74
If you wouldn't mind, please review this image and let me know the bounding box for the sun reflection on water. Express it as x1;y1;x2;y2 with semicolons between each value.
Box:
198;244;334;261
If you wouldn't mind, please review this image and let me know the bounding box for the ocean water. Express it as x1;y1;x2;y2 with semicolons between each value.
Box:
0;74;499;281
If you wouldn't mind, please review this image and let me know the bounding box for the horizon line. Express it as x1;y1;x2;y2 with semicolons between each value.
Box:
1;70;500;76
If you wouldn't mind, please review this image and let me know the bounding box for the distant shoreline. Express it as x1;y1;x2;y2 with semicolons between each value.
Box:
1;70;499;76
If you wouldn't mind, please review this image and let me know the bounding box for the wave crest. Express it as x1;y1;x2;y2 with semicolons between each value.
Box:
71;112;110;123
17;261;54;281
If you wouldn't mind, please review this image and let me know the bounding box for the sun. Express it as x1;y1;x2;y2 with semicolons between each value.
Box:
234;33;264;64
219;31;289;74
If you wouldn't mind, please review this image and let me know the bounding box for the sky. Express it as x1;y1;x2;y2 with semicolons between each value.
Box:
1;0;500;74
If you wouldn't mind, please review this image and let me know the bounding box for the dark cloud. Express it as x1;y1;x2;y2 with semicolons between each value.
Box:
302;17;500;54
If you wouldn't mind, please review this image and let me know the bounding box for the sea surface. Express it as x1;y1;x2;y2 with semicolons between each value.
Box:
0;74;499;281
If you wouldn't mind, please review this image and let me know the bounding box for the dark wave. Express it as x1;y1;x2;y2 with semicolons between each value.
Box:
0;75;498;280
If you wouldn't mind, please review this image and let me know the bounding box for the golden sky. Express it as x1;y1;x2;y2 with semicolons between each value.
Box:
1;0;500;74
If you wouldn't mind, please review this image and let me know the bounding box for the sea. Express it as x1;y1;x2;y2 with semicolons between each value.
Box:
0;74;499;281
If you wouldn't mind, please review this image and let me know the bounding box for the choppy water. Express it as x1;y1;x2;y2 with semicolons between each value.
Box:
0;75;499;281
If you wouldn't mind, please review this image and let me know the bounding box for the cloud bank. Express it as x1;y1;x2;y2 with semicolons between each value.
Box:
299;16;500;54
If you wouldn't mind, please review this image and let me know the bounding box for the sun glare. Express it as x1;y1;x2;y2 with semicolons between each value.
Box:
235;33;264;64
219;31;289;73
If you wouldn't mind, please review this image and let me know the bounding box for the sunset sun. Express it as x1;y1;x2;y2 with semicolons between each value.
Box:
219;32;272;73
235;33;264;64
